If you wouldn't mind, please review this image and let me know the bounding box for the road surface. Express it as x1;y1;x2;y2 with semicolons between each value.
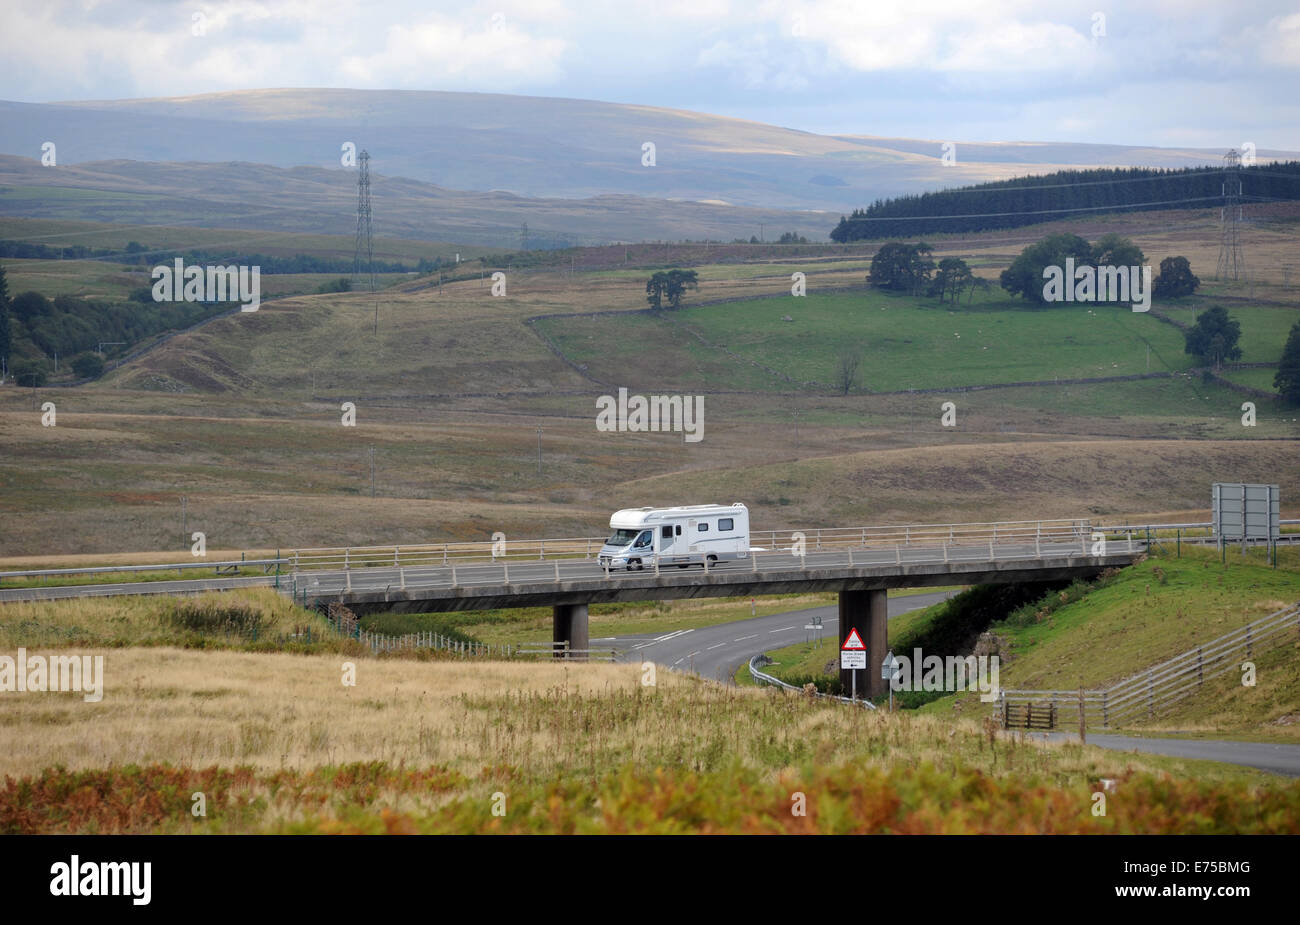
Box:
600;590;957;683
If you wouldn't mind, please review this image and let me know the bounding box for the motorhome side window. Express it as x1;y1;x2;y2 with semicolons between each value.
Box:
698;523;709;532
661;526;672;539
719;518;734;531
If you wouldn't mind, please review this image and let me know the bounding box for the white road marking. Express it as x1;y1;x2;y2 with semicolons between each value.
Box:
768;626;796;633
687;651;700;658
734;634;759;641
655;629;694;642
706;643;726;650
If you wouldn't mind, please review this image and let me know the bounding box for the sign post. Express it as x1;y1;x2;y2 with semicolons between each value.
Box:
881;650;900;712
841;628;867;701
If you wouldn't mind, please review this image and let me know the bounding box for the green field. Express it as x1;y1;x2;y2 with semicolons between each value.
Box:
535;288;1299;393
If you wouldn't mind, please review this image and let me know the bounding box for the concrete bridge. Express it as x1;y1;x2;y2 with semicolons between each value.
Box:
293;520;1144;697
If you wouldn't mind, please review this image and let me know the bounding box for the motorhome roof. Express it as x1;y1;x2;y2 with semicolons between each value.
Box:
609;503;746;526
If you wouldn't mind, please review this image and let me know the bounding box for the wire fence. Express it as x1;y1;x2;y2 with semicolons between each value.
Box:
1000;601;1300;729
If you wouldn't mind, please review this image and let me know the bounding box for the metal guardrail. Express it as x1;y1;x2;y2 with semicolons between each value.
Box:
1001;601;1300;729
748;654;878;710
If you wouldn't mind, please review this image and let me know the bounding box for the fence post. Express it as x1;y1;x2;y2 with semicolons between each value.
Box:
1101;690;1108;728
1147;670;1154;719
1246;625;1253;658
1197;646;1203;686
394;547;399;567
451;566;457;587
848;548;854;567
555;560;561;581
1078;687;1086;744
346;569;352;592
399;568;406;590
894;544;900;565
504;561;510;585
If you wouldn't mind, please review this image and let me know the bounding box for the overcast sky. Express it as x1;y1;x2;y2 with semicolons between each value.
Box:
2;0;1298;148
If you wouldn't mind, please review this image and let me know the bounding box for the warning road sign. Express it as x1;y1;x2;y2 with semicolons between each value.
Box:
840;650;866;670
841;628;866;650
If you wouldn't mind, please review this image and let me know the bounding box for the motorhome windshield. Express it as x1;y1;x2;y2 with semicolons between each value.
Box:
607;529;640;546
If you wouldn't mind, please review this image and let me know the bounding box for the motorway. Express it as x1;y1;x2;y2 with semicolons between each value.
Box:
598;590;959;683
0;537;1124;606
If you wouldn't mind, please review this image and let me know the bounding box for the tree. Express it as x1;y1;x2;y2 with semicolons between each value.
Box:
664;269;698;308
930;257;974;304
1090;233;1144;269
1275;321;1300;404
1184;305;1242;367
10;290;50;325
648;270;699;309
1000;233;1094;305
868;242;933;293
834;347;862;394
71;352;105;380
646;273;665;309
10;358;47;387
1153;256;1200;298
778;231;808;244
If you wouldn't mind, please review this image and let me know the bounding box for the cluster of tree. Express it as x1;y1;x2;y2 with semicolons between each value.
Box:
0;265;230;385
645;269;699;309
830;161;1300;241
867;242;935;294
1000;233;1146;305
1184;306;1242;367
0;240;120;260
868;244;991;304
777;231;809;244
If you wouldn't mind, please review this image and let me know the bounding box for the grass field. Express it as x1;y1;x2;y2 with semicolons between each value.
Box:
4;644;1297;833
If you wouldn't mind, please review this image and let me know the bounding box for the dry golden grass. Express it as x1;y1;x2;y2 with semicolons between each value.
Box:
0;645;1275;793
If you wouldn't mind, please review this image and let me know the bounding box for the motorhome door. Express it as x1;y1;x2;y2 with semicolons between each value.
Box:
658;522;685;562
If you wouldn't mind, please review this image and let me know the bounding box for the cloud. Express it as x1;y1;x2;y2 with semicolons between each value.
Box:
339;15;567;86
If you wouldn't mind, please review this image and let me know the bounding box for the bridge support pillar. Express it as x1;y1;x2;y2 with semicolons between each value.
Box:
839;589;887;700
553;603;589;660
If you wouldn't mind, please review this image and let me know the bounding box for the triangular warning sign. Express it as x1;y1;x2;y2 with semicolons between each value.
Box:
842;628;866;650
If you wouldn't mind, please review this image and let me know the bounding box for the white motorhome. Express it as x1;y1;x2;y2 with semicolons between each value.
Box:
598;503;750;571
